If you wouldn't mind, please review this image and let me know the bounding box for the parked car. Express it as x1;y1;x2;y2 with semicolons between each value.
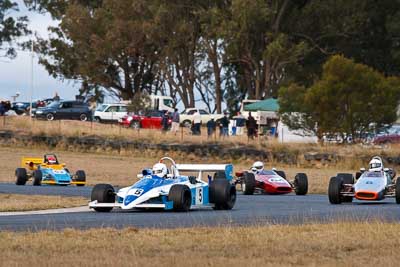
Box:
93;103;128;123
33;100;92;121
11;102;37;115
180;108;224;128
373;125;400;145
119;110;171;129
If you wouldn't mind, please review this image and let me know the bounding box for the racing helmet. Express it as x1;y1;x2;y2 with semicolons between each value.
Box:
369;157;383;172
47;155;57;164
251;161;264;173
152;163;168;178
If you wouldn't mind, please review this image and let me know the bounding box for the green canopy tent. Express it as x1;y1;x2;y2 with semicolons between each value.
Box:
243;98;279;112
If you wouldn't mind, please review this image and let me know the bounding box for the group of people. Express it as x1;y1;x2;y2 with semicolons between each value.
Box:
0;101;11;116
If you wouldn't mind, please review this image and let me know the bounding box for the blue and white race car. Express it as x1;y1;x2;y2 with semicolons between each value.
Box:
89;157;236;212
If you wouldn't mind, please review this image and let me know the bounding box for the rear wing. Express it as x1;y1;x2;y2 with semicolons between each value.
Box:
21;157;44;170
175;164;233;181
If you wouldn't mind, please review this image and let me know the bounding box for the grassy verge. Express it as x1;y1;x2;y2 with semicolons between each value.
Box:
1;222;399;266
0;146;349;194
0;194;88;212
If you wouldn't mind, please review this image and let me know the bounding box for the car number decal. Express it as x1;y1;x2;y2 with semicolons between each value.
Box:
196;187;203;205
131;188;144;197
53;170;66;174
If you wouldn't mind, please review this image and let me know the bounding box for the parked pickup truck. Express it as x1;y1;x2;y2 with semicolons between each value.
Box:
180;108;224;128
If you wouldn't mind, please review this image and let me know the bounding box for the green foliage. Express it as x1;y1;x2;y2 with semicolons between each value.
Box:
0;1;29;58
279;55;400;140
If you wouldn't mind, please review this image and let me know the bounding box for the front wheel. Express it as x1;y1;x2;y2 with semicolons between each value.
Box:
168;184;192;211
46;113;55;121
210;179;236;210
337;173;354;202
75;170;86;186
79;113;88;121
91;184;115;212
294;173;308;195
242;172;256;195
15;168;27;185
328;176;342;204
395;178;400;204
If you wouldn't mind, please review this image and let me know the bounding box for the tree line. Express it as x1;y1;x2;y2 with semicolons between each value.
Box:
2;0;400;139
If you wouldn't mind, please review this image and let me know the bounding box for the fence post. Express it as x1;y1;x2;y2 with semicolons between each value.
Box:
180;126;183;142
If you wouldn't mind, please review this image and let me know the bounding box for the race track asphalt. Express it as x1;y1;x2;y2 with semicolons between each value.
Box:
1;183;400;231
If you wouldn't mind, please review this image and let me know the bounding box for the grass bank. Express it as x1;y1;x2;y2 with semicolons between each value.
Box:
0;194;87;212
0;222;399;266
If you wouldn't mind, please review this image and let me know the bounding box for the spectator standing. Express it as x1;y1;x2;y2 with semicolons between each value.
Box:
192;110;202;135
220;113;230;137
171;108;180;135
246;112;257;140
0;102;5;116
207;117;216;138
53;92;60;101
235;112;246;135
161;111;169;132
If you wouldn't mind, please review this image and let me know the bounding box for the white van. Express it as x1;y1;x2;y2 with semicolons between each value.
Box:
93;103;128;123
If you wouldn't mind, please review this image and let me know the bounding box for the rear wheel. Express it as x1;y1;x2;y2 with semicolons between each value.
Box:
168;184;191;211
182;120;191;128
91;184;115;212
75;170;86;186
32;170;42;186
210;179;236;210
337;173;354;202
15;168;27;185
242;172;256;195
396;178;400;204
294;173;308;195
328;176;342;204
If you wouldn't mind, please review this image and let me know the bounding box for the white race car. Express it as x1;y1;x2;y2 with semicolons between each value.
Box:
328;156;399;204
89;157;236;212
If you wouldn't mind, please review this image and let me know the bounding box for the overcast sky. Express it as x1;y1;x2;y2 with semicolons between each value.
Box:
0;1;79;102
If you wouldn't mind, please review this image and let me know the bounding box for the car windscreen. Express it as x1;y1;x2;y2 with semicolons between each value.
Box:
96;104;108;112
46;101;60;108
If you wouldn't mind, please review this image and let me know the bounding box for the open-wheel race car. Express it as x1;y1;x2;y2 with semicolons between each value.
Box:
328;156;399;204
15;154;86;186
234;161;308;195
89;157;236;212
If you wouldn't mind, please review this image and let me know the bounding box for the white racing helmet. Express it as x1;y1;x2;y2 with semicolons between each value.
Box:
152;163;168;178
369;157;383;172
251;161;264;173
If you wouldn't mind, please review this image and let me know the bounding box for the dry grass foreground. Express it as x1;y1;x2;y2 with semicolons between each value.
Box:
0;194;87;212
1;222;399;267
0;146;354;194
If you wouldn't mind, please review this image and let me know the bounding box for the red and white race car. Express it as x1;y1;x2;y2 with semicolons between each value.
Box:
235;167;308;195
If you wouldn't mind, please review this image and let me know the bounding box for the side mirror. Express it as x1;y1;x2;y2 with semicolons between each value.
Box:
272;167;277;171
384;168;389;172
137;174;144;179
360;168;366;172
167;174;174;178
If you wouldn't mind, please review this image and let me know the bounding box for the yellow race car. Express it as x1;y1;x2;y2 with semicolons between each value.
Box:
15;154;86;186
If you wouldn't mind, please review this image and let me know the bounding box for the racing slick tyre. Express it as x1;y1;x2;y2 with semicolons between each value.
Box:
32;170;42;186
130;120;141;129
294;173;308;195
337;173;354;202
91;184;115;212
396;178;400;204
79;113;88;121
46;113;55;121
75;170;86;186
242;172;256;195
328;176;342;204
168;184;191;212
15;168;27;185
276;170;286;179
210;179;236;210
